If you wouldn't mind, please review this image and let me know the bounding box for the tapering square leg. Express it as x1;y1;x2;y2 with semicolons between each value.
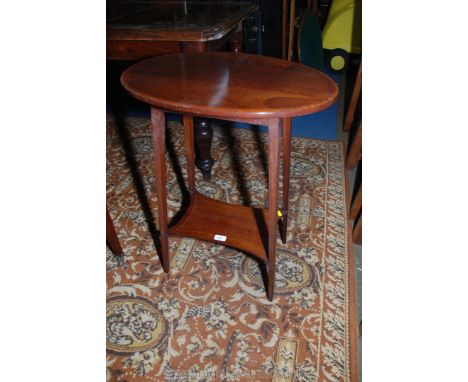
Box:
267;119;280;301
151;107;170;272
106;206;123;257
281;117;292;244
183;115;196;194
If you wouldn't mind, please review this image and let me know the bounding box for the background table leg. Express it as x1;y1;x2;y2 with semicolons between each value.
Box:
151;107;170;272
267;119;280;301
183;115;196;193
281;117;292;244
181;42;215;180
194;118;214;180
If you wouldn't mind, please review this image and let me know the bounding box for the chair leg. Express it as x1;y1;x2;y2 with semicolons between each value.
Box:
346;121;362;170
106;206;123;257
281;117;292;244
151;107;170;272
353;214;362;244
267;119;280;301
349;185;362;221
343;62;362;132
183;115;196;195
287;0;296;61
282;0;287;59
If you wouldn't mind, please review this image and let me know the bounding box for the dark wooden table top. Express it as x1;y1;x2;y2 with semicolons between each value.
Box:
107;0;257;41
121;52;339;119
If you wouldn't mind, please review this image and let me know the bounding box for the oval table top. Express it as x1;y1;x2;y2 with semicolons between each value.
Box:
121;52;338;120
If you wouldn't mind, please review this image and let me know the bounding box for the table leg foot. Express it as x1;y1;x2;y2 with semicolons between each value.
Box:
159;233;170;273
106;206;124;257
280;211;289;245
267;260;276;302
194;118;214;180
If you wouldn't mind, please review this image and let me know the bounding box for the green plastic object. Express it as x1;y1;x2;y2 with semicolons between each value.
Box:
298;12;324;71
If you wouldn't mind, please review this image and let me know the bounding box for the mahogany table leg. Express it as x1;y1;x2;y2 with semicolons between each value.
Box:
106;206;124;257
267;119;281;301
229;30;243;53
281;117;292;244
183;115;196;193
151;107;170;272
194;118;214;180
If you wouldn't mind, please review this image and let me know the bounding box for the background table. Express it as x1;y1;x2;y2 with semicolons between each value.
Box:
107;0;256;59
107;1;257;179
121;52;338;300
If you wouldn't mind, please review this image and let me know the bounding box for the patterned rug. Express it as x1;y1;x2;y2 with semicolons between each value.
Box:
106;116;353;382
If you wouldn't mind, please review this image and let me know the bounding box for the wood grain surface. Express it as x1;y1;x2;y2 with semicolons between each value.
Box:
121;52;338;120
168;192;269;262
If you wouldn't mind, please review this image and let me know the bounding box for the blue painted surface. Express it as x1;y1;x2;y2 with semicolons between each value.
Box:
292;98;338;140
228;99;338;140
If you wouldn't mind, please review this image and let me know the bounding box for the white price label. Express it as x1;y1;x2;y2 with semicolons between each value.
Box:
214;234;227;241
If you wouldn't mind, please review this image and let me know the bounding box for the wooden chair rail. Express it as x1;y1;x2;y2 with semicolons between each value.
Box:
344;62;362;132
346;121;362;170
345;61;362;244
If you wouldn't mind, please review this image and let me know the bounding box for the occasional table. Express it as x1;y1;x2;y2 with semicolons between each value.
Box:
107;0;257;179
121;52;338;300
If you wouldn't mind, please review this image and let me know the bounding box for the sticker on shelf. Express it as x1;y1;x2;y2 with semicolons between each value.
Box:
214;234;227;241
